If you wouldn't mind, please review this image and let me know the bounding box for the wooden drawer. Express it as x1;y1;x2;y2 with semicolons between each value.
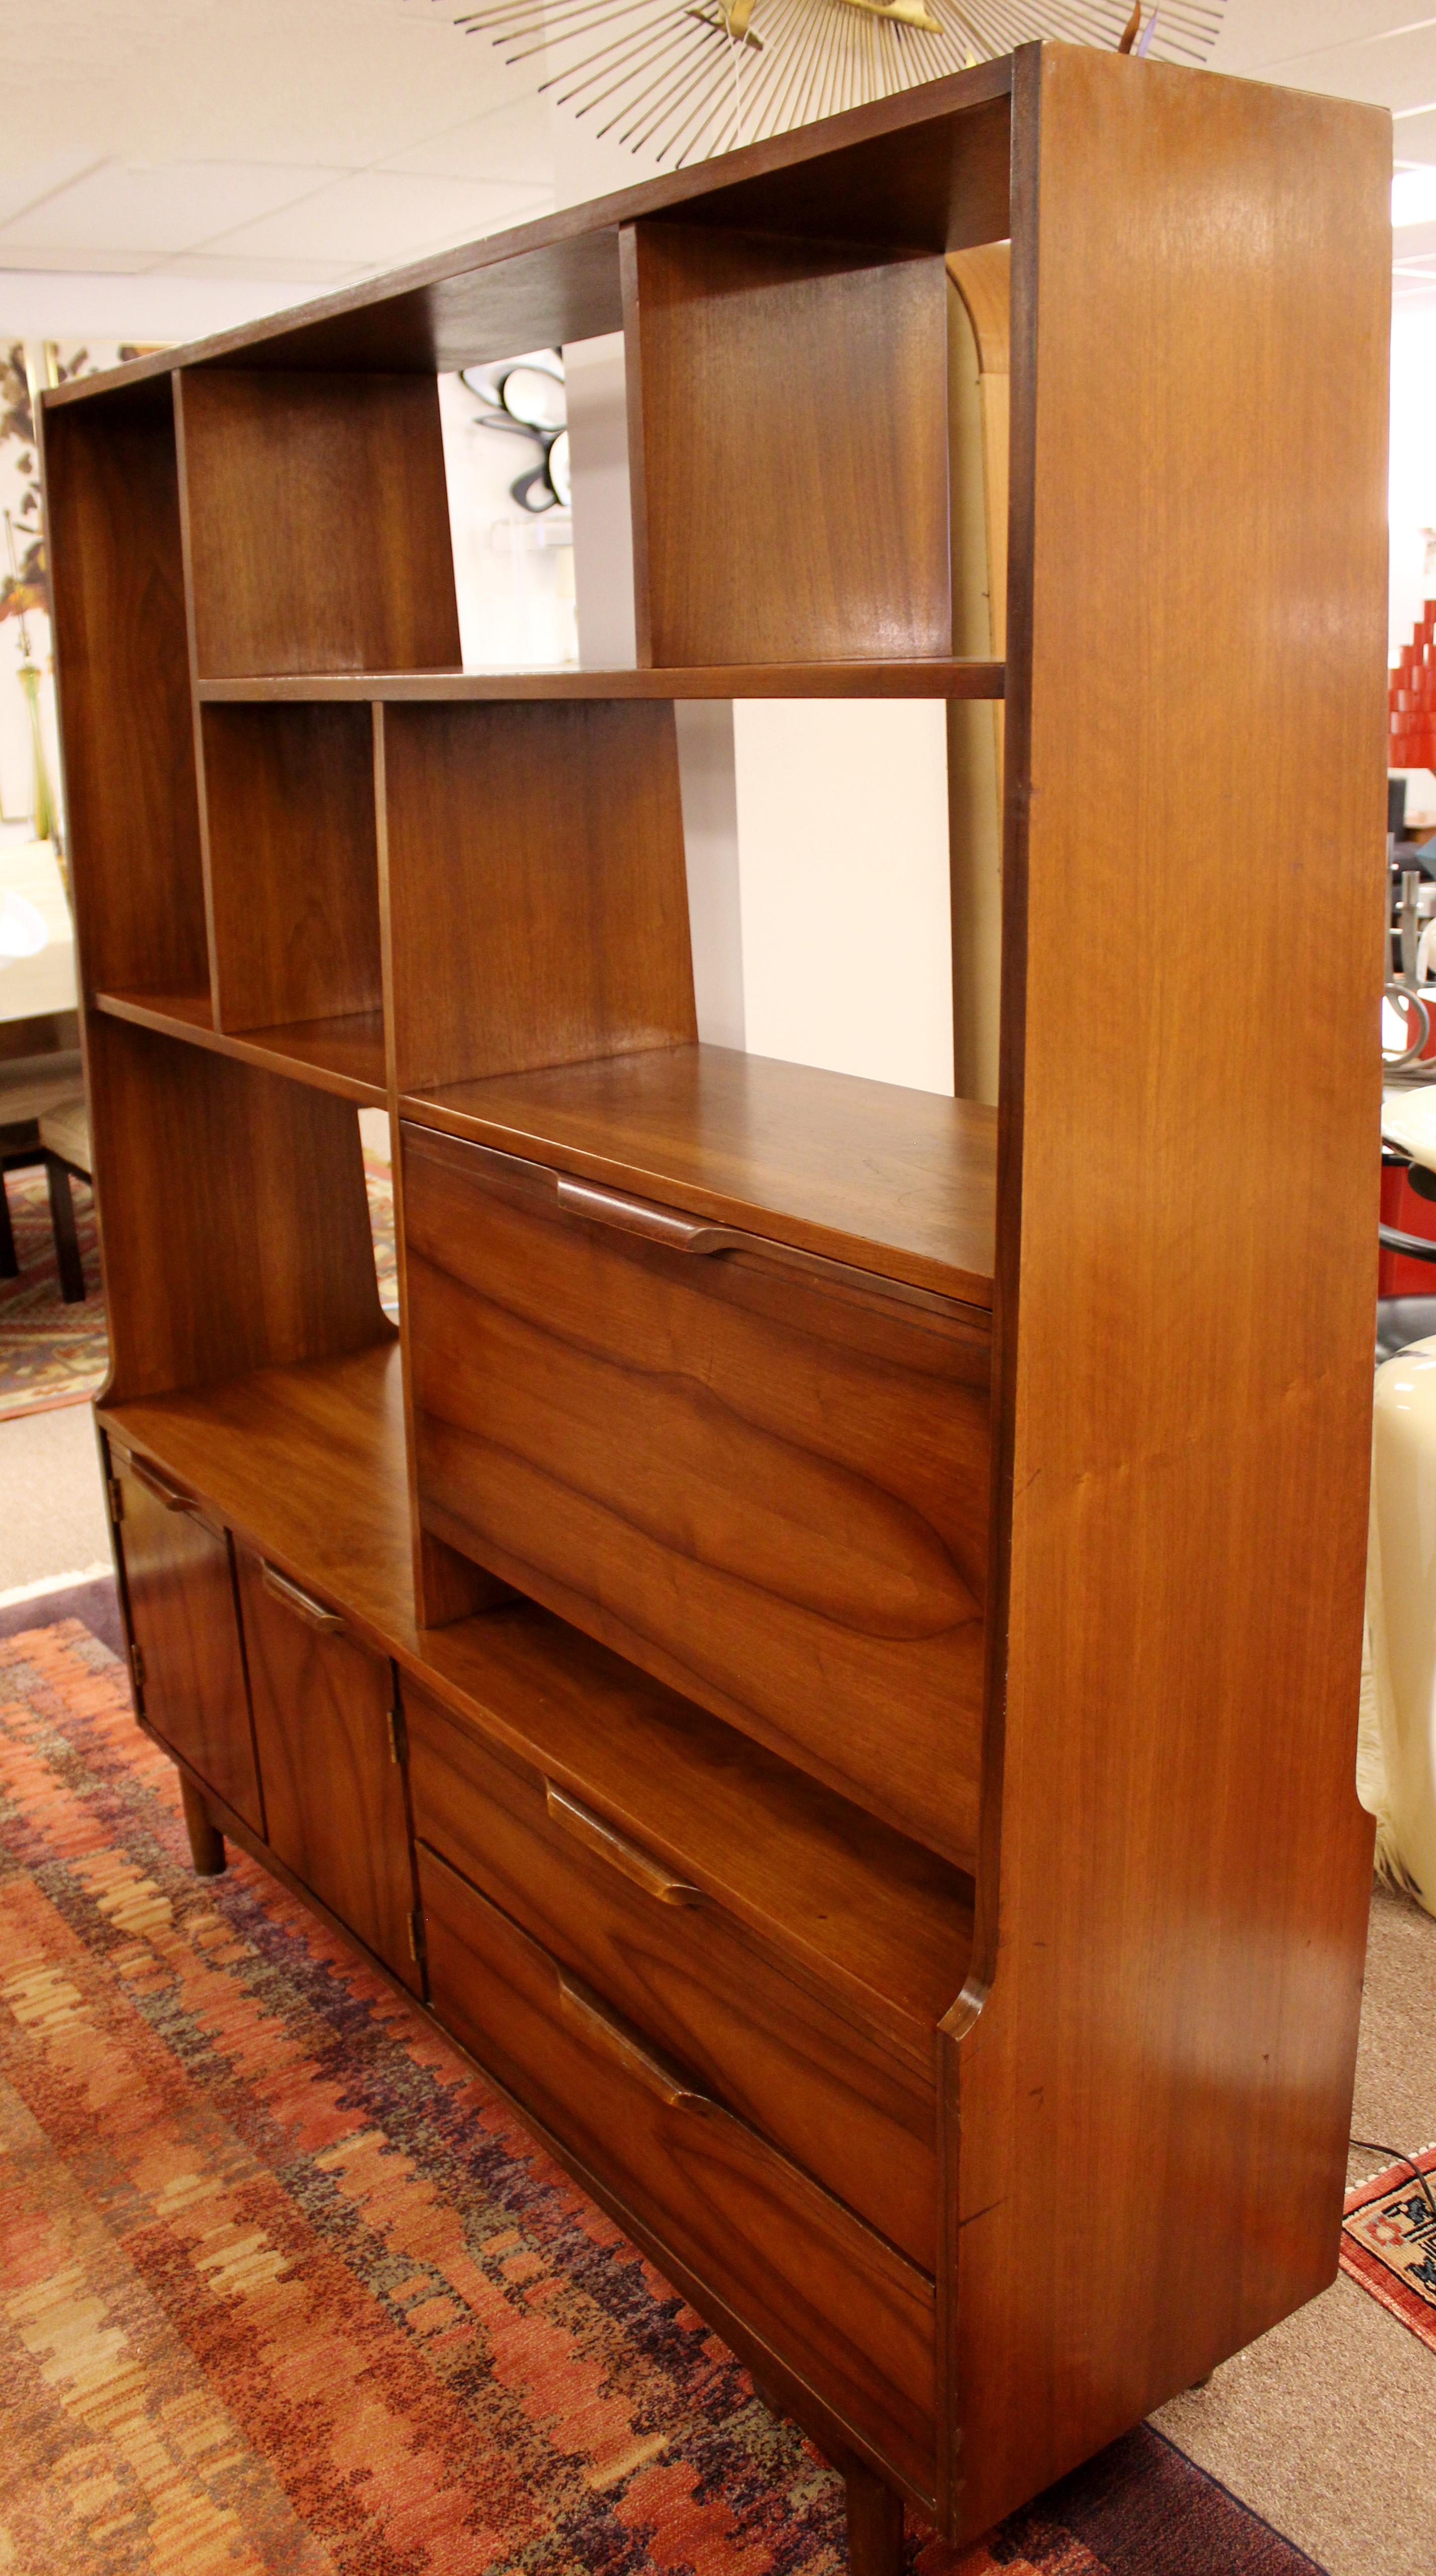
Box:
110;1443;264;1835
235;1551;421;1993
403;1124;990;1870
406;1681;938;2268
419;1845;936;2492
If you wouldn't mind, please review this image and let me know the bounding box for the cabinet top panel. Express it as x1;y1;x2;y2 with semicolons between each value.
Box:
41;59;1012;403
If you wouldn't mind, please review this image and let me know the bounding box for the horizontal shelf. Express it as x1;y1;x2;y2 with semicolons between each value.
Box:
402;1042;997;1310
103;1340;416;1641
101;1338;971;2038
95;992;387;1106
198;659;1005;705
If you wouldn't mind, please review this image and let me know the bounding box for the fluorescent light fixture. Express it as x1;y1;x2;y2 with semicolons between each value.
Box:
1394;165;1436;227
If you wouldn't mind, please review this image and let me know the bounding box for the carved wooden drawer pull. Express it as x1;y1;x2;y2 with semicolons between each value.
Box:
544;1781;701;1905
554;1169;965;1320
259;1561;345;1635
129;1457;199;1515
554;1175;742;1255
557;1971;709;2111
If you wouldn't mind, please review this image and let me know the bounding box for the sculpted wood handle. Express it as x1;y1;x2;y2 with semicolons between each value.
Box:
553;1170;968;1323
259;1560;346;1635
544;1781;702;1906
557;1971;709;2111
554;1175;744;1255
128;1456;199;1515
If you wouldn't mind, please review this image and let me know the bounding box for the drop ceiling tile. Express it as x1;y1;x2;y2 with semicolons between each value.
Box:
0;153;107;231
1390;213;1436;256
0;161;349;261
0;245;151;275
160;252;365;284
1395;104;1436;158
204;168;551;264
379;90;552;187
1251;23;1436;111
1212;3;1435;77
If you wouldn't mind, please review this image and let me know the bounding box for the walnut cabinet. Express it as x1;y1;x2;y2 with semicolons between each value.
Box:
43;45;1390;2566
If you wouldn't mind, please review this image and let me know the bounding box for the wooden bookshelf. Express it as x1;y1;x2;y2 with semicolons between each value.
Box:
43;44;1390;2569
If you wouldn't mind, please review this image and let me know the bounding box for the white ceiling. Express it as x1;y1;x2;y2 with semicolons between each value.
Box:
1;0;1435;328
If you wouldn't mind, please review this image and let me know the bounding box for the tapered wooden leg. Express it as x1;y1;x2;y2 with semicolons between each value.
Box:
0;1170;16;1277
846;2463;903;2575
45;1155;84;1302
180;1775;226;1877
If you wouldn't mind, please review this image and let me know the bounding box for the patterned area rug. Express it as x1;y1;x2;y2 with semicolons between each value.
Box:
1341;2147;1436;2354
0;1153;397;1420
0;1161;105;1419
0;1616;1324;2576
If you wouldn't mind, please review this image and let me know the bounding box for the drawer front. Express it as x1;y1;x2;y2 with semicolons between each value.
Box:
403;1124;990;1871
419;1847;936;2492
111;1446;264;1835
236;1551;421;1993
406;1683;937;2269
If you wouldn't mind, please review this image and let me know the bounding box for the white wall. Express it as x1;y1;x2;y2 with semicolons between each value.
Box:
734;702;954;1093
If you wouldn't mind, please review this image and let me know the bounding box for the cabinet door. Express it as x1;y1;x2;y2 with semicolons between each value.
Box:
111;1444;264;1834
234;1550;420;1992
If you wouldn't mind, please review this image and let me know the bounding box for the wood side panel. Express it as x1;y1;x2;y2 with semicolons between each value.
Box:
111;1449;263;1832
202;705;383;1032
87;1013;389;1403
175;370;461;677
236;1549;421;1991
380;700;696;1096
403;1124;990;1868
418;1846;937;2492
622;222;951;667
405;1682;939;2267
41;386;210;1002
948;49;1391;2540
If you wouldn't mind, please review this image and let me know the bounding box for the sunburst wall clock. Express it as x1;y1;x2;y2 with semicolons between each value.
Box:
453;0;1225;169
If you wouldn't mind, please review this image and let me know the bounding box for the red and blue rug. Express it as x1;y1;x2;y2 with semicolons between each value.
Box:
0;1611;1323;2573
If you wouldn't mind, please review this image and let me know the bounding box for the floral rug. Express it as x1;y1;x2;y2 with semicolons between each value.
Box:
1341;2146;1436;2354
0;1614;1324;2576
0;1153;397;1420
0;1161;106;1419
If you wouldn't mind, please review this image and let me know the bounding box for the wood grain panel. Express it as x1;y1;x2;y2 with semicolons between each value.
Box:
103;1343;415;1638
380;699;696;1096
236;1549;420;1990
101;1337;973;2038
404;1125;990;1867
175;369;461;677
202;705;382;1033
946;47;1391;2541
406;1682;939;2266
418;1846;937;2492
40;382;210;1003
402;1043;997;1306
416;1610;972;2038
87;1012;389;1403
110;1444;262;1832
623;221;951;667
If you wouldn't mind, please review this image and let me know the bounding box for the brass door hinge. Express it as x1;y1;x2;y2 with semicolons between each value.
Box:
407;1908;426;1964
386;1705;407;1768
128;1641;145;1698
107;1476;124;1525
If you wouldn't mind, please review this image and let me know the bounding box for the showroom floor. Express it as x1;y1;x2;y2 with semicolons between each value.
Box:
0;1401;1431;2576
